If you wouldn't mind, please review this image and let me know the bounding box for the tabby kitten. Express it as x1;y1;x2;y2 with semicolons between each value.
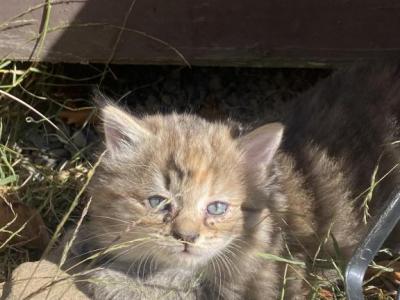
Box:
67;64;400;299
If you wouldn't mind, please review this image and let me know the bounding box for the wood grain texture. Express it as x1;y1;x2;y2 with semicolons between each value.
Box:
0;0;400;66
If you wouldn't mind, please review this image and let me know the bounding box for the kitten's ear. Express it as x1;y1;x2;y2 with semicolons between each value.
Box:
101;104;151;157
239;122;284;171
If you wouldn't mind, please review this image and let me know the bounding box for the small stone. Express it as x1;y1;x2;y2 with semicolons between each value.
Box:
50;148;69;159
24;128;46;149
5;261;89;299
71;131;87;148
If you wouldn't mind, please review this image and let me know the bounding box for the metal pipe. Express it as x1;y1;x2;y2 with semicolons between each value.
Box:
346;189;400;299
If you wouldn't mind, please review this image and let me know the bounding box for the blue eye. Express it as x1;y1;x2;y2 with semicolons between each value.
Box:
207;202;229;216
148;196;170;211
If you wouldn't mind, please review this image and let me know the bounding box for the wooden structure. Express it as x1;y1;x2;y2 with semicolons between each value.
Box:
1;0;400;66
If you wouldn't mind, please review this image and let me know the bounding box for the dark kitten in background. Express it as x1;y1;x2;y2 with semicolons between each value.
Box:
62;64;400;299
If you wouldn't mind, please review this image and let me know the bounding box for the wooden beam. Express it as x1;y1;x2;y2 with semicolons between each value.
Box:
1;0;400;66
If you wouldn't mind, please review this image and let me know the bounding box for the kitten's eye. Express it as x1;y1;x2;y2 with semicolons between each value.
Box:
207;201;229;216
148;195;170;211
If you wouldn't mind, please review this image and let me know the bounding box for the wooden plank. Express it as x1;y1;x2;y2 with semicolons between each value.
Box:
0;0;400;66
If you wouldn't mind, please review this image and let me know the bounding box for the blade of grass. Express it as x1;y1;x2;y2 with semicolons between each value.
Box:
18;150;106;299
0;175;18;186
257;252;306;267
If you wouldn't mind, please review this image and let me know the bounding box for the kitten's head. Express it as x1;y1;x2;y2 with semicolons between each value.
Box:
88;103;283;271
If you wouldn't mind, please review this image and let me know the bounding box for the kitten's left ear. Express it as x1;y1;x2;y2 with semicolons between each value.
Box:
239;122;284;171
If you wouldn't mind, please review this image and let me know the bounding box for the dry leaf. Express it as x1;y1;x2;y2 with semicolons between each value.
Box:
318;288;334;300
0;195;49;251
394;272;400;284
59;108;98;127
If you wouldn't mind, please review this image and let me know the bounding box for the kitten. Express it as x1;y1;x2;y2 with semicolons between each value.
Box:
64;63;400;299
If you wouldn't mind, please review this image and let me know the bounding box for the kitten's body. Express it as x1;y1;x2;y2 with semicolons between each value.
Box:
282;64;400;251
63;64;400;299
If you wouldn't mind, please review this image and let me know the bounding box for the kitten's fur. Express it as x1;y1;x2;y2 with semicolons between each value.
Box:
64;64;400;299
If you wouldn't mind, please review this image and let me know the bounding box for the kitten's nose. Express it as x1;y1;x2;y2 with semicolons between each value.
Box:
172;229;199;243
172;216;200;243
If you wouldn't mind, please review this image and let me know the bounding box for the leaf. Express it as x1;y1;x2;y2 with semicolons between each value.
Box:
58;108;98;127
393;271;400;284
0;197;49;251
319;288;334;300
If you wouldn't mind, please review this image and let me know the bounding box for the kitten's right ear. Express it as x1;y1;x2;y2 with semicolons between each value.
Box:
101;104;151;158
239;122;284;172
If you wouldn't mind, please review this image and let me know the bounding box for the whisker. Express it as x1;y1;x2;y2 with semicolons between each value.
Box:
216;256;223;299
216;252;232;280
94;239;156;280
66;238;154;273
89;214;132;224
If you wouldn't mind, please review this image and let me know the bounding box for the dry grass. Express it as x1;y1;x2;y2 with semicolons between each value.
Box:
0;63;398;299
0;4;399;299
0;61;97;283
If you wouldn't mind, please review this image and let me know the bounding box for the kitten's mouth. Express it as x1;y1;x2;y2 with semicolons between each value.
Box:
161;241;206;258
177;243;199;256
183;243;190;253
181;244;193;255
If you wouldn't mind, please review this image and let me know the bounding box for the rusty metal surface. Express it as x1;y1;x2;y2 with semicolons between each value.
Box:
1;0;400;66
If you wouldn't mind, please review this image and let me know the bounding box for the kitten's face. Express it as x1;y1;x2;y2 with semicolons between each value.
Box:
89;105;282;270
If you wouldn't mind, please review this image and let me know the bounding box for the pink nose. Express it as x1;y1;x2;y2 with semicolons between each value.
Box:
172;229;199;243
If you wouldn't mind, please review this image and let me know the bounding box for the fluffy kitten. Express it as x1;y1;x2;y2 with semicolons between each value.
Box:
65;64;400;299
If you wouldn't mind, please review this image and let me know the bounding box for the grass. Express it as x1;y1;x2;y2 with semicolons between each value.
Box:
2;65;399;300
0;3;399;299
1;67;399;299
0;61;96;283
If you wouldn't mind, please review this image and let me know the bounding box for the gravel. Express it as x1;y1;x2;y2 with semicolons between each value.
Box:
18;65;330;166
